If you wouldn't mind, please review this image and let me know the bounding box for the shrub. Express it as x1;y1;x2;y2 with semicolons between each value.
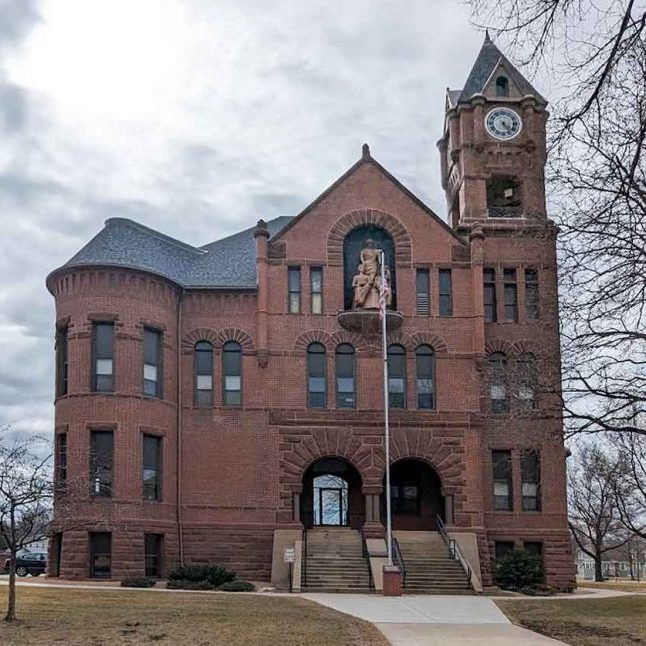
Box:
120;577;156;588
166;579;216;591
493;550;545;591
217;580;255;592
167;564;235;587
520;583;555;596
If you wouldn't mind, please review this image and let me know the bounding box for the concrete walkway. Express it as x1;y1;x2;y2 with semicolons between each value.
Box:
303;594;566;645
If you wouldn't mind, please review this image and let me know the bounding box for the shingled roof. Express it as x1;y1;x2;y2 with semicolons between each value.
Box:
454;33;547;105
51;216;293;289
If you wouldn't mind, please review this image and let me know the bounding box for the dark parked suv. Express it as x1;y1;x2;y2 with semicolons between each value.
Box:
4;551;48;577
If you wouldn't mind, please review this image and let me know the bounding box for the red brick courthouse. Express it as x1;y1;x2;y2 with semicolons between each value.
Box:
46;36;575;591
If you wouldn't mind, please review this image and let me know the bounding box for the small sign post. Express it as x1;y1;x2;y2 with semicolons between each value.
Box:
284;547;295;592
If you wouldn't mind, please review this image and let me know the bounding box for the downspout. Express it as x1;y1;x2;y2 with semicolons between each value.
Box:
176;286;185;566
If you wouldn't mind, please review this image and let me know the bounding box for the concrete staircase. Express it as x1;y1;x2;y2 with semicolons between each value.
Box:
302;528;372;593
396;532;472;594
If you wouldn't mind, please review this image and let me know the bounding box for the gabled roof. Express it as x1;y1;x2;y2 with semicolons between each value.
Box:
274;144;465;245
49;215;293;290
456;33;547;105
48;147;464;292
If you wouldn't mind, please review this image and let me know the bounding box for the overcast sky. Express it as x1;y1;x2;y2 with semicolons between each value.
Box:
0;0;551;442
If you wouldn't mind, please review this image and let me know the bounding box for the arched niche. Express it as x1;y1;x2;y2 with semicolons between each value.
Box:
343;225;396;310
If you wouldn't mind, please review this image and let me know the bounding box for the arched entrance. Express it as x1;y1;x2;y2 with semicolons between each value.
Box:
383;459;445;531
301;457;364;529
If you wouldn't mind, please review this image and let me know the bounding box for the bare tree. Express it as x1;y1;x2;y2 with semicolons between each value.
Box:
467;1;646;438
614;431;646;540
568;444;628;581
0;426;53;622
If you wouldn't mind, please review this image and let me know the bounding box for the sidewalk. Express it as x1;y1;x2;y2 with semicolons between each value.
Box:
303;594;566;645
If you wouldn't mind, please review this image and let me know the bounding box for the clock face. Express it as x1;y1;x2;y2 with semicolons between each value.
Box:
485;108;522;140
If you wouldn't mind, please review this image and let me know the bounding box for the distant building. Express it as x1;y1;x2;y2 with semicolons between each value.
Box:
46;35;575;590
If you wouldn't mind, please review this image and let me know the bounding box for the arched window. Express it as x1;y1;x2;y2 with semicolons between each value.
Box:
194;341;213;406
223;341;242;406
335;344;355;408
307;343;326;408
489;352;508;413
496;76;509;97
387;344;406;408
517;353;537;410
415;345;435;410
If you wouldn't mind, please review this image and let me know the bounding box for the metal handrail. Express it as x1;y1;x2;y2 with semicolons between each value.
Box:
302;527;307;589
436;515;472;591
392;537;407;586
359;527;374;590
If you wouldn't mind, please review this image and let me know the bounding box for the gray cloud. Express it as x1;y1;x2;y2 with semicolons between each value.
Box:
0;0;496;441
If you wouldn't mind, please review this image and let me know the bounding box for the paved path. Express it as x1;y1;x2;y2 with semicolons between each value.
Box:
303;594;566;645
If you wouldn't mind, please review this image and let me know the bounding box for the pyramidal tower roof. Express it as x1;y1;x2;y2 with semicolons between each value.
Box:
455;32;547;105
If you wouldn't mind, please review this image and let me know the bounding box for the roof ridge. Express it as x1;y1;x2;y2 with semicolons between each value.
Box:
105;217;206;255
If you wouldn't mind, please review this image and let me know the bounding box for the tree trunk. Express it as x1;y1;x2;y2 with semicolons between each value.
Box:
4;548;17;622
594;549;604;582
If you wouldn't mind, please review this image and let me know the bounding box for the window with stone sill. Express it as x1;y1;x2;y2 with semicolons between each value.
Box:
307;342;326;408
223;341;242;406
335;344;355;408
387;344;406;409
92;322;114;392
194;341;213;406
492;449;512;511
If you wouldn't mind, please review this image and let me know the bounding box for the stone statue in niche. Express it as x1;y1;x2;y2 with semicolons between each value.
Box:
351;239;392;309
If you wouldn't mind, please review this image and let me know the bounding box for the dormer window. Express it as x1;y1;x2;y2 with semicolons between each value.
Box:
495;76;509;97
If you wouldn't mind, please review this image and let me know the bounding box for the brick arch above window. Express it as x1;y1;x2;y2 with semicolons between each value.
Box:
182;328;219;351
293;329;333;352
511;340;542;356
406;331;448;354
484;339;515;355
216;328;255;352
327;209;412;266
329;330;369;353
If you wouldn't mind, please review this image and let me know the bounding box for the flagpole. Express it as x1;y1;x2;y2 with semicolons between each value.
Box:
380;250;393;567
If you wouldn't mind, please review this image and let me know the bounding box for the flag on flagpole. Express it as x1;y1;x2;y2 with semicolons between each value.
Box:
379;257;391;320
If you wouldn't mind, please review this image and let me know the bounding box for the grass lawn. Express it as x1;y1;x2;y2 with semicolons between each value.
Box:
578;581;646;593
497;595;646;646
0;586;388;646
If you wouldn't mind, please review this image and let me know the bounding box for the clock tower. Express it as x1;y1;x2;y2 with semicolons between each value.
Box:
438;32;549;232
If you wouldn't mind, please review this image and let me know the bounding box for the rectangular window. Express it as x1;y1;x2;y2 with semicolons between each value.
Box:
310;267;323;315
145;533;163;578
143;435;162;501
416;269;430;316
525;268;540;319
492;450;513;511
494;541;515;560
335;348;355;408
90;430;113;498
55;325;68;397
438;269;452;316
89;532;111;578
483;268;497;323
503;268;518;322
92;322;114;392
55;433;67;493
288;267;301;314
521;450;541;511
143;328;162;398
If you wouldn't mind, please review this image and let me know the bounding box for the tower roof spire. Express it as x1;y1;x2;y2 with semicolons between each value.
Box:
456;33;547;105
